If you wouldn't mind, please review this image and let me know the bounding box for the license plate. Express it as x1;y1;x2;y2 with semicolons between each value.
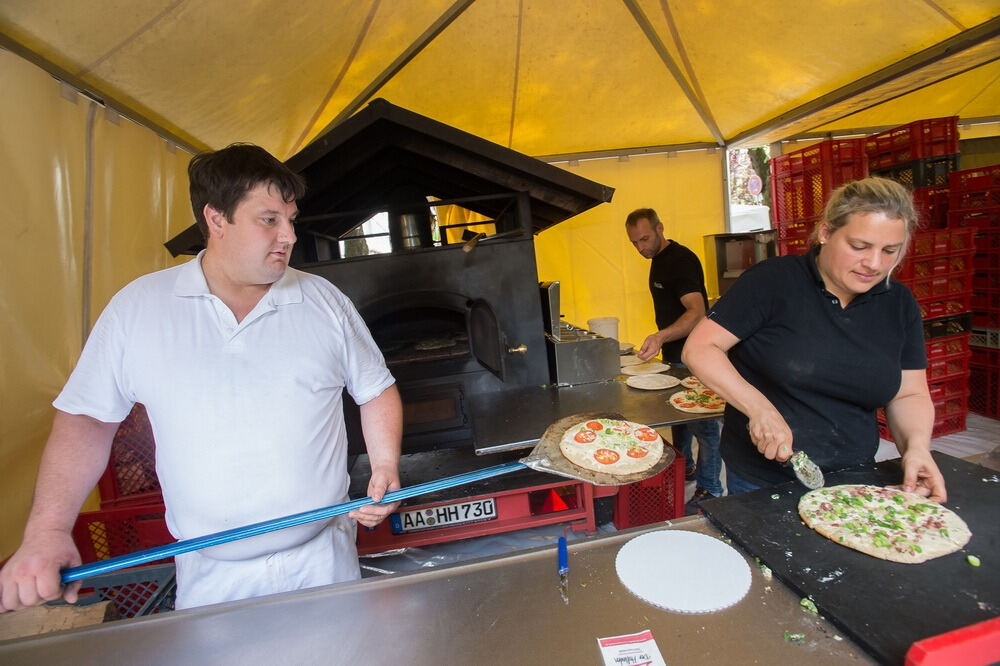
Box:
390;497;497;534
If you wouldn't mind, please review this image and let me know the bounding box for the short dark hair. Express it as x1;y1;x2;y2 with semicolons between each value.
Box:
625;208;661;228
188;143;306;240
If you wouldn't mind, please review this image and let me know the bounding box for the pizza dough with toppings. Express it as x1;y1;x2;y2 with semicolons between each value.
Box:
798;484;971;564
681;376;706;390
559;418;664;475
669;388;726;413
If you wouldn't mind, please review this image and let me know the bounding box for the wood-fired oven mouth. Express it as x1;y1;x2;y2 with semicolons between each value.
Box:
370;306;470;367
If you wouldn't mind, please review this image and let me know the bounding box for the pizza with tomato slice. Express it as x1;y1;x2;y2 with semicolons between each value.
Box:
558;418;664;475
669;387;726;413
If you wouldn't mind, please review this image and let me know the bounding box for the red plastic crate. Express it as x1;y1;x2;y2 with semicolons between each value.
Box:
778;237;811;256
949;164;1000;192
926;350;971;382
971;346;1000;368
975;310;1000;328
356;480;596;555
775;216;817;240
72;503;172;564
909;228;976;258
913;185;950;229
971;288;1000;313
878;411;966;442
974;253;1000;272
870;154;960;189
896;249;975;281
904;272;974;302
918;293;972;319
770;138;868;223
613;451;684;529
98;403;162;508
925;333;970;360
968;363;1000;418
950;187;1000;211
865;117;959;168
973;272;1000;290
927;375;969;403
949;206;1000;230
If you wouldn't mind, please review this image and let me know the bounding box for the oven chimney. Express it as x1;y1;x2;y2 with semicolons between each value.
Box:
387;184;433;252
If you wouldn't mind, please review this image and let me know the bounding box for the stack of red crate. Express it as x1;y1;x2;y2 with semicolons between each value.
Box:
949;164;1000;418
770;138;868;255
879;228;975;440
73;404;171;564
867;117;960;230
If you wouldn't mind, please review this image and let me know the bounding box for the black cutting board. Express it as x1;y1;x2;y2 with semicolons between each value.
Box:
700;452;999;665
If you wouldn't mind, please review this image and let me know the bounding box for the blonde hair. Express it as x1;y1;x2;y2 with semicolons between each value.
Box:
809;177;918;265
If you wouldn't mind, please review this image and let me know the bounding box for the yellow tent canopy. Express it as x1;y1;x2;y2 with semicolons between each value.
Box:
1;0;997;158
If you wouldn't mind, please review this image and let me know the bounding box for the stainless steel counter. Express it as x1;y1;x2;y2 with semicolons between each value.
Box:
0;517;873;665
470;373;715;454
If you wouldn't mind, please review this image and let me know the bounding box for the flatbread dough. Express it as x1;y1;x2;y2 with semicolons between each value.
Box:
799;484;971;564
559;418;664;476
626;374;681;390
621;361;671;375
414;336;456;350
619;355;645;367
669;388;725;413
619;341;635;354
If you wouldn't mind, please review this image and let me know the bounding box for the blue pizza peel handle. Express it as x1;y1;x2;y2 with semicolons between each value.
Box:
61;461;527;584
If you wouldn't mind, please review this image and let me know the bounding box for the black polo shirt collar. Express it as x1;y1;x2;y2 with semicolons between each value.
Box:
807;244;891;309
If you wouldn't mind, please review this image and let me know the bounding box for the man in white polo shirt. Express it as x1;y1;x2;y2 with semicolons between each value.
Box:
0;144;402;611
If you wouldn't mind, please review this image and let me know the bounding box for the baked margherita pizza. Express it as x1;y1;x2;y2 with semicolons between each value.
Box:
669;388;725;413
559;418;664;475
798;484;971;564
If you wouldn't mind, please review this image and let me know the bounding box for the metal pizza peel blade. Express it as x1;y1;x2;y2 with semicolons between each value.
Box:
518;411;675;486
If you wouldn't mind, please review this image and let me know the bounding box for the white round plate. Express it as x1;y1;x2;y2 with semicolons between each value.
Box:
616;530;751;613
619;355;645;367
621;361;670;375
625;374;681;390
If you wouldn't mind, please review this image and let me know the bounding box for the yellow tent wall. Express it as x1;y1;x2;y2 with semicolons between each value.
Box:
0;50;191;558
537;150;726;350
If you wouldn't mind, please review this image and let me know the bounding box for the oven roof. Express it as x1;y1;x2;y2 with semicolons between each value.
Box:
287;99;614;237
166;99;614;256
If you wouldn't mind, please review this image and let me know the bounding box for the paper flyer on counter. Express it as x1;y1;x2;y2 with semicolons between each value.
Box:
596;629;666;666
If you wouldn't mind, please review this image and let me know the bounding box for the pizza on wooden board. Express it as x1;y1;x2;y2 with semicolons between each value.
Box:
798;484;971;564
559;418;664;475
669;387;725;413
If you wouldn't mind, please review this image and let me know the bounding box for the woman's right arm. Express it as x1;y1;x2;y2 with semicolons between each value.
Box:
681;318;794;462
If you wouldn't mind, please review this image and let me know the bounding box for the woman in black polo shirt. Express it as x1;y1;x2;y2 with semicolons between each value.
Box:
682;177;947;501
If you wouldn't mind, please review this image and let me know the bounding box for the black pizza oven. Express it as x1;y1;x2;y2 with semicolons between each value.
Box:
166;100;613;455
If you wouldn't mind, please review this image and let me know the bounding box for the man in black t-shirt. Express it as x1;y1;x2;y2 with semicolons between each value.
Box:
625;208;723;502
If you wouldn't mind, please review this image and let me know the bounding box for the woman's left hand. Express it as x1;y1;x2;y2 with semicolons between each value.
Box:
897;449;947;503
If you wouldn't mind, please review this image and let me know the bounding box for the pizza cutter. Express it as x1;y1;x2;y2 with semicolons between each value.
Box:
61;412;672;584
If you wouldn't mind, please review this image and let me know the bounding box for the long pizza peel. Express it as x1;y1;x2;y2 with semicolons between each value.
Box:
61;412;673;584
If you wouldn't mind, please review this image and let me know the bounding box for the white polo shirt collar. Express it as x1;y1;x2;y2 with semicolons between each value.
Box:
172;250;303;307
